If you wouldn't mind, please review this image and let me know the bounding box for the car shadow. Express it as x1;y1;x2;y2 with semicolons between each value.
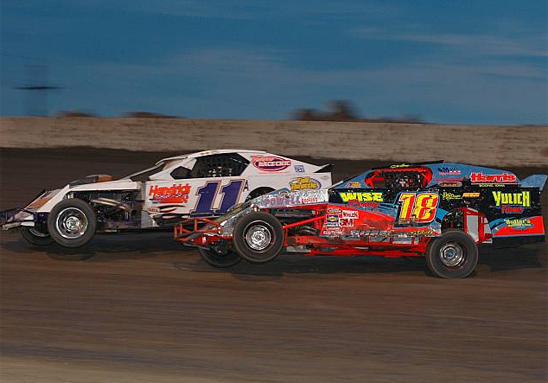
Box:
0;231;191;262
173;243;547;282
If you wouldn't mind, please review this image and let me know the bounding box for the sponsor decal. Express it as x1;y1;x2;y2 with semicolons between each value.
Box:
504;218;533;229
438;181;463;187
326;214;340;227
257;189;327;208
341;210;359;219
327;207;341;214
437;167;462;176
492;191;530;207
252;156;291;172
441;192;462;201
493;191;530;214
390;164;410;168
463;192;480;198
347;201;380;209
339;218;355;228
346;181;362;188
501;206;524;214
149;184;191;204
294;164;305;173
471;172;517;185
339;192;383;203
321;228;343;237
289;177;321;191
492;216;545;237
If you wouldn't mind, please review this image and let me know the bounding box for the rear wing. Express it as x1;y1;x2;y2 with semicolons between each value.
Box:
521;175;547;191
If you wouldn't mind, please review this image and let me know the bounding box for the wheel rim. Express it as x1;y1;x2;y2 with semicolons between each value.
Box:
55;207;88;239
439;242;466;268
244;222;273;251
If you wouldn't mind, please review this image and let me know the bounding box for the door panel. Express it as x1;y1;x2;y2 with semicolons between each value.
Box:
143;178;248;225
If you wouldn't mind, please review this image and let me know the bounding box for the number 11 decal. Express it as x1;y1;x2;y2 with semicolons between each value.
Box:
192;180;246;216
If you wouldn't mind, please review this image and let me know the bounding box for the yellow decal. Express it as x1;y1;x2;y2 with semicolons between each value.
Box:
492;191;530;207
339;192;383;203
289;177;321;191
398;192;439;223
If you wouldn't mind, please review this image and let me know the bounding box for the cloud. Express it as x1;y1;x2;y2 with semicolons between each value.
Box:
56;45;545;124
352;26;548;58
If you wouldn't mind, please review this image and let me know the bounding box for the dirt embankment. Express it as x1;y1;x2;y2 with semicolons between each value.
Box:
1;117;547;167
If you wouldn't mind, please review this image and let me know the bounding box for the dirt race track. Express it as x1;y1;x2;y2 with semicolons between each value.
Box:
1;148;547;383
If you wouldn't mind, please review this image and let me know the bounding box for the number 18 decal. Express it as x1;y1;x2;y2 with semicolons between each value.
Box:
398;192;439;223
192;180;246;216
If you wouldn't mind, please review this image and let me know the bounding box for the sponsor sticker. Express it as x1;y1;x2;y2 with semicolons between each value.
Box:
438;181;463;187
294;165;305;173
341;210;359;219
463;192;480;198
493;191;530;214
289;177;321;191
326;214;340;227
441;192;462;201
252;156;292;172
471;172;517;185
346;181;362;188
492;191;530;207
339;218;355;227
339;192;383;203
390;164;410;168
437;167;462;176
149;184;191;204
504;218;533;229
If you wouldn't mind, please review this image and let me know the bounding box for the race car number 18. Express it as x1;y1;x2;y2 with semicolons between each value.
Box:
398;192;439;223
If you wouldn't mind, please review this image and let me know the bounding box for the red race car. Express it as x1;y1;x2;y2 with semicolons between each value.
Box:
175;161;546;278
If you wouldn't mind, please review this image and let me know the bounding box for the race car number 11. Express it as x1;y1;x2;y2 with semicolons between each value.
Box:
192;180;245;216
398;192;439;223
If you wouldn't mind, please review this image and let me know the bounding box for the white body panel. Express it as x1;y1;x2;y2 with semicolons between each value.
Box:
10;150;332;231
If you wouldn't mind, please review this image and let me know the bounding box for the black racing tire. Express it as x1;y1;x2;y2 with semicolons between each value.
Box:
425;229;478;279
199;247;242;268
232;212;284;264
21;227;55;246
47;199;97;248
245;188;275;202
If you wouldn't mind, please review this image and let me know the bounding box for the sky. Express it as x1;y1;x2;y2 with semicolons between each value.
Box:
0;0;547;125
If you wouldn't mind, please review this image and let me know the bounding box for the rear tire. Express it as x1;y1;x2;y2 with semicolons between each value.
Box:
232;212;284;264
21;227;54;246
47;199;97;248
199;247;241;268
425;229;478;279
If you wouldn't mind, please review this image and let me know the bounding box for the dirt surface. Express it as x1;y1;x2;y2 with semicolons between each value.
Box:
1;148;547;383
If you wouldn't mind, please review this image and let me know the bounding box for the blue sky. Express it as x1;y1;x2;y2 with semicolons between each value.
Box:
1;0;546;124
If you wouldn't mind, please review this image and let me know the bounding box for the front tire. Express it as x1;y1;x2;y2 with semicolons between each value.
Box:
425;229;478;279
21;227;54;246
47;199;97;248
232;212;284;264
199;247;241;268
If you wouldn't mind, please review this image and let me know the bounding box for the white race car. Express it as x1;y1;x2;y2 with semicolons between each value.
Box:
1;149;332;248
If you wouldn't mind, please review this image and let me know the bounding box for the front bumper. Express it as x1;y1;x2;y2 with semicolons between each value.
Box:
0;208;36;230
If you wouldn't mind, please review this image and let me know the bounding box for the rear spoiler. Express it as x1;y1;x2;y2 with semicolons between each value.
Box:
520;174;547;191
315;164;334;173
